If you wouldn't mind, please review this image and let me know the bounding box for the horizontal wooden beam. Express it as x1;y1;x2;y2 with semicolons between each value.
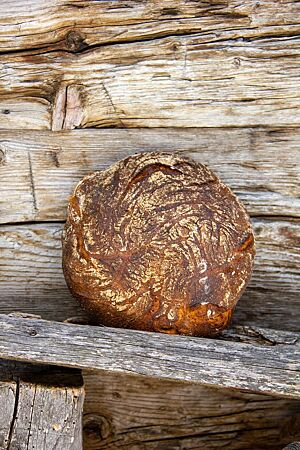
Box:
2;0;300;53
83;370;300;449
0;314;299;398
0;128;299;223
0;2;300;129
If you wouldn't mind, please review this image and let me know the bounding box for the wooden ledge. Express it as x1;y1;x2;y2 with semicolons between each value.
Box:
0;313;299;399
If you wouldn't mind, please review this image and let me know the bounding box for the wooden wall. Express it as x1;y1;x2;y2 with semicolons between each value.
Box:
0;1;299;448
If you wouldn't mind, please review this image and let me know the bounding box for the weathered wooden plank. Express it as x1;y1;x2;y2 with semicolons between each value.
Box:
0;379;16;447
0;314;299;398
0;224;84;321
0;99;50;130
0;24;300;128
0;128;299;224
83;370;300;449
0;219;299;330
2;0;300;53
0;360;84;450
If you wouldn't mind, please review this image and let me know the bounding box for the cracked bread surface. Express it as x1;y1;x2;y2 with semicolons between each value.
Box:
62;152;255;336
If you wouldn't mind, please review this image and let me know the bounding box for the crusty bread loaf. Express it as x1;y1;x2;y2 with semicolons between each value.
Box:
62;152;255;336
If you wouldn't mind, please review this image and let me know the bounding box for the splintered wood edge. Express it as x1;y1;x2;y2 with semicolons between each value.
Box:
0;314;299;399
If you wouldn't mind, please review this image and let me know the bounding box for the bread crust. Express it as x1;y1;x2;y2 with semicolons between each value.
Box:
62;152;255;336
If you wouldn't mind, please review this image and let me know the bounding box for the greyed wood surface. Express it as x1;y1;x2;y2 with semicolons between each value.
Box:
0;360;84;449
0;314;299;398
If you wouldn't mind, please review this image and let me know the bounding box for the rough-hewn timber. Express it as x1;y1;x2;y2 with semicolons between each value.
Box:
0;359;84;449
82;370;300;450
1;2;300;448
0;314;299;399
1;1;300;54
0;1;300;129
0;128;299;224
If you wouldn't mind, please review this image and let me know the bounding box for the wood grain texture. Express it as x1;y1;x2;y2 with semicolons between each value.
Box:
0;224;83;321
0;219;299;330
0;360;84;450
0;128;299;224
82;370;300;449
1;0;300;53
0;1;300;129
0;379;16;448
0;314;299;398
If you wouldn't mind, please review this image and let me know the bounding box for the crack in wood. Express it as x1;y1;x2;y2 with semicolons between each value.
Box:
0;212;299;229
83;369;300;449
61;87;68;131
221;326;299;346
0;361;84;449
101;81;124;128
27;152;38;213
243;326;299;346
6;377;19;450
129;424;279;444
0;24;299;59
25;385;36;449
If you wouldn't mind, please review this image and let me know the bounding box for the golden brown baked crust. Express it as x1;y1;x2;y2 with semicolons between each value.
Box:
62;152;255;336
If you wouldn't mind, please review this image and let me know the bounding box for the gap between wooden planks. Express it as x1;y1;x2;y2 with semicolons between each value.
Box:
1;3;299;448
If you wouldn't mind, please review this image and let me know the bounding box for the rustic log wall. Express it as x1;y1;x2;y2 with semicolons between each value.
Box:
0;1;299;449
83;371;300;450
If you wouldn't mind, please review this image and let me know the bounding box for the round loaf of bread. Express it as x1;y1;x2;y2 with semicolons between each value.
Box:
62;152;255;336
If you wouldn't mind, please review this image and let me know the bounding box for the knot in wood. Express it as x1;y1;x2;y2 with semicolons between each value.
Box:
0;147;6;165
83;413;113;441
28;328;37;336
65;31;87;53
